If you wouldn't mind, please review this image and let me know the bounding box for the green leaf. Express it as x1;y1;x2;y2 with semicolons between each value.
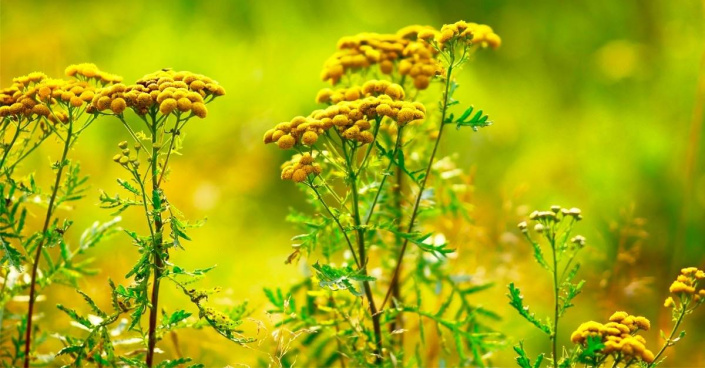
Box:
529;239;550;271
57;304;92;328
577;335;605;364
120;356;148;368
453;105;492;131
77;290;107;318
513;341;543;368
0;237;23;269
170;265;215;277
387;230;455;258
163;310;192;327
507;283;552;335
117;178;141;196
264;287;286;309
125;251;149;279
311;262;375;297
79;217;121;252
559;278;585;317
157;358;192;368
56;345;83;356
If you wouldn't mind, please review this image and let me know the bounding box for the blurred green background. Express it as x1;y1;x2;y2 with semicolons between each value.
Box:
2;0;704;366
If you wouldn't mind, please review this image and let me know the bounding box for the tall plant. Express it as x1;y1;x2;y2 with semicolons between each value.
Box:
263;21;503;366
0;64;122;367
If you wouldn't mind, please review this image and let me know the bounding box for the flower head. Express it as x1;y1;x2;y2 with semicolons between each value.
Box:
570;312;654;363
264;81;424;152
92;69;224;118
321;26;441;90
280;153;322;183
665;267;705;308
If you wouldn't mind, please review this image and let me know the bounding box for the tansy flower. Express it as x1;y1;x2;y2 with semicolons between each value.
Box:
264;81;424;153
280;153;322;183
570;312;654;364
91;69;223;118
320;25;442;90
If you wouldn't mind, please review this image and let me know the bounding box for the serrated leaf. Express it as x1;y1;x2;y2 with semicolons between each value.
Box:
312;262;375;297
56;344;83;356
117;178;141;196
507;283;552;335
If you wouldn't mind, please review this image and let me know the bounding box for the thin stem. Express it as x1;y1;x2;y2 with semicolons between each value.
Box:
380;58;456;311
308;180;360;268
389;139;405;345
329;295;347;368
23;115;74;368
355;117;382;177
156;117;186;187
363;127;404;225
345;145;383;364
130;166;155;240
648;306;688;367
146;114;165;368
119;115;153;160
0;120;22;169
550;234;559;368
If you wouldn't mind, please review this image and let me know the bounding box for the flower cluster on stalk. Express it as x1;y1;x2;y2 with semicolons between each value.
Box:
570;311;655;364
321;22;499;90
664;267;705;308
90;69;225;118
1;64;122;123
264;79;425;178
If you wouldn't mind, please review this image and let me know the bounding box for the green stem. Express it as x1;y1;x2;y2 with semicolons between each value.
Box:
648;306;688;367
308;181;360;268
156;118;186;187
0;120;22;170
363;127;404;225
355;117;382;177
345;145;383;364
329;295;347;368
380;58;455;311
119;116;152;160
23;116;74;368
146;114;165;368
551;234;559;368
389;133;405;347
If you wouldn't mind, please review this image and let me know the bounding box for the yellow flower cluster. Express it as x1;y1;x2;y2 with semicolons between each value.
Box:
90;69;225;118
0;65;120;122
320;22;500;89
665;267;705;307
0;73;52;119
315;80;405;104
280;153;322;183
65;63;123;84
570;311;654;363
321;25;442;89
263;80;424;150
429;20;502;50
90;84;128;114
